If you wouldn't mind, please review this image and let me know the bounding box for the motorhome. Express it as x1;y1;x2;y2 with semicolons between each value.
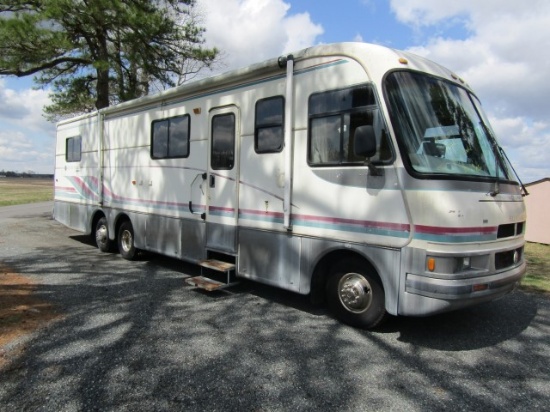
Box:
54;42;527;328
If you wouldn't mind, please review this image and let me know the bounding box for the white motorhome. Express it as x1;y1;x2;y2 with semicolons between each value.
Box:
54;42;527;328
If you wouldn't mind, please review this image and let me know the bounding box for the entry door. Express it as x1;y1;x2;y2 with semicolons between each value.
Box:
206;106;240;252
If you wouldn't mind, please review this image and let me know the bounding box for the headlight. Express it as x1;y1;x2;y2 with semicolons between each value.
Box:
426;255;488;274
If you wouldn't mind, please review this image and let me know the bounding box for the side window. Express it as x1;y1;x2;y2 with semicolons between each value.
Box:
66;136;82;162
308;84;392;166
151;114;190;159
211;113;235;170
255;96;284;153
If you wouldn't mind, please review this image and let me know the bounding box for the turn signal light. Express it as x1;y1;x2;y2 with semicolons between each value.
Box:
427;258;436;272
472;284;488;292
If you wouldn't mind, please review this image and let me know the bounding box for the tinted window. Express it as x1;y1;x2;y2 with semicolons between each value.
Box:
255;96;284;153
211;113;235;170
66;136;82;162
308;84;392;166
151;115;190;159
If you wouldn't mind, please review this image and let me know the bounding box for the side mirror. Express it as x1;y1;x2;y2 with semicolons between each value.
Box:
354;125;377;158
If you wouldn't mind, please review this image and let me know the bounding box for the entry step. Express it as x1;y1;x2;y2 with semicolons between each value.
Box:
198;259;235;272
185;275;230;291
185;259;239;291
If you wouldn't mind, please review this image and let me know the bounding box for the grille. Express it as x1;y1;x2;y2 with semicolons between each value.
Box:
495;247;522;270
497;222;526;239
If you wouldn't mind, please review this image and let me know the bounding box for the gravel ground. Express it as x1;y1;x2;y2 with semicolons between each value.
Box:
0;203;549;411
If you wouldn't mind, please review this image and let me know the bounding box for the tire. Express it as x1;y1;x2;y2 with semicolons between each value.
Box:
95;217;114;252
326;258;387;329
117;220;138;260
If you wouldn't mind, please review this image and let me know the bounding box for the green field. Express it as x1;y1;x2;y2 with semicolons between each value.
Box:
0;177;54;206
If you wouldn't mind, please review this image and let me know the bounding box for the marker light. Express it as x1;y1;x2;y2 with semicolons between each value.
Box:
472;284;488;292
427;258;436;272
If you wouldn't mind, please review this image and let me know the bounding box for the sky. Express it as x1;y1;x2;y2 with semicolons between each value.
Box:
1;0;549;182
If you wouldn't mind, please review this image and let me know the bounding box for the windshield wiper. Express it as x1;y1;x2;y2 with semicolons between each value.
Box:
487;128;501;197
481;121;529;197
478;121;504;196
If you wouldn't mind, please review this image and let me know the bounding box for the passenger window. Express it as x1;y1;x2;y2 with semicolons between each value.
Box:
255;96;284;153
211;113;235;170
66;136;82;162
308;85;392;166
151;115;190;159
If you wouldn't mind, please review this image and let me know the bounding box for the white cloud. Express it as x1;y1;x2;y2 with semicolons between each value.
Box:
0;79;53;133
0;80;55;173
0;130;54;174
353;33;365;43
282;11;324;53
198;0;323;71
390;0;550;181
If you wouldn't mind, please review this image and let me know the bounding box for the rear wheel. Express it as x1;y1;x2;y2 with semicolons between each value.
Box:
326;258;386;329
95;217;114;252
118;220;138;260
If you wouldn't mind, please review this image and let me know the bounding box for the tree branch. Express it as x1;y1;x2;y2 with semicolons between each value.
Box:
0;56;91;77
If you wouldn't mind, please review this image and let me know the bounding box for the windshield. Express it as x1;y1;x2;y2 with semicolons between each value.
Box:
385;71;511;180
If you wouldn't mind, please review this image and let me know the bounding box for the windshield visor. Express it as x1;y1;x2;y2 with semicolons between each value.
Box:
385;71;510;180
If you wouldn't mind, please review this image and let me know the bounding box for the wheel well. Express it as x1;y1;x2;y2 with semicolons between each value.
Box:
310;250;379;305
90;211;106;236
114;213;131;239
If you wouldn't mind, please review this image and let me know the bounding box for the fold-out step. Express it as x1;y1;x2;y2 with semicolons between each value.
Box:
198;259;235;272
185;275;228;291
185;259;239;291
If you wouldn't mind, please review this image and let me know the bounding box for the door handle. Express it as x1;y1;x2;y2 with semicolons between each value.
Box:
188;201;206;220
210;174;215;188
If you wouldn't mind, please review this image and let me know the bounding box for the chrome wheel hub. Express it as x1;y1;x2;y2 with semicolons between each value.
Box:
120;230;133;252
338;273;372;313
96;225;108;245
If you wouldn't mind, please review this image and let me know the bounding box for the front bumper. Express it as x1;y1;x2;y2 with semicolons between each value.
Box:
398;250;526;316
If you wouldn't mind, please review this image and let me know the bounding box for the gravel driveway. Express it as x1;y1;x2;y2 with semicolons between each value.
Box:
0;203;549;411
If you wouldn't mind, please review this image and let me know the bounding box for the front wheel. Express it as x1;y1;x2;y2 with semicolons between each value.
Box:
326;258;386;329
118;220;138;260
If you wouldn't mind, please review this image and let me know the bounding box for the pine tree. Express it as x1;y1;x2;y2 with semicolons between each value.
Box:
0;0;218;119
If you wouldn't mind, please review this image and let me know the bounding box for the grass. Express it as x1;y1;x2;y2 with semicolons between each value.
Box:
522;242;550;295
0;177;54;206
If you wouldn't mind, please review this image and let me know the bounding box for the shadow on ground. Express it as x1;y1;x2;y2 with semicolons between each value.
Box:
0;216;548;411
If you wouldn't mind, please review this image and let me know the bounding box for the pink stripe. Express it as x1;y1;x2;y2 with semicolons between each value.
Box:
209;206;235;213
293;213;410;231
55;186;76;192
415;225;497;235
71;177;96;198
239;208;284;218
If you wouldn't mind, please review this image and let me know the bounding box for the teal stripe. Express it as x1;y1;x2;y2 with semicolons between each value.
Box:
413;233;496;243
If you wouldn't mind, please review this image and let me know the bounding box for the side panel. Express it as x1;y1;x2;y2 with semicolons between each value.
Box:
145;215;182;258
54;115;100;232
53;200;93;234
298;237;402;314
181;219;206;261
237;226;402;314
238;228;301;292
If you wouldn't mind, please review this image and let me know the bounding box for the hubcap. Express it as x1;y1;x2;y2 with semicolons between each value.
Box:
120;230;133;253
96;225;108;246
337;273;372;313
